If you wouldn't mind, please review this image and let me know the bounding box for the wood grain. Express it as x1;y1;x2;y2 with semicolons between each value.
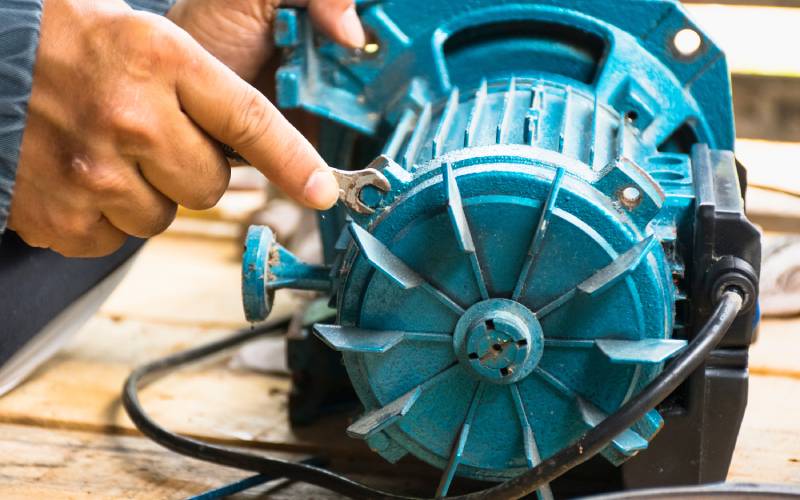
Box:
730;375;800;484
0;423;447;499
0;316;364;457
0;423;252;500
750;319;800;379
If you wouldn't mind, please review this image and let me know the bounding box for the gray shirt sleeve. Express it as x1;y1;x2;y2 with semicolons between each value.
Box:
0;0;174;235
0;0;43;234
127;0;176;15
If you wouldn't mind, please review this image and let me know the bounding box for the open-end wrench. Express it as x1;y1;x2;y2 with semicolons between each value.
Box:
331;167;391;215
221;145;390;215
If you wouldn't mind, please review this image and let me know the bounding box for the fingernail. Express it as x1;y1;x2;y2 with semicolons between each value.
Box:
339;6;366;48
303;169;340;210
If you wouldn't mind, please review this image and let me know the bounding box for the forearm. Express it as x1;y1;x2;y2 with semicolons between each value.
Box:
0;0;44;235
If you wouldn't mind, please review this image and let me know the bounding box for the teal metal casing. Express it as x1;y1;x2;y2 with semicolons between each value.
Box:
242;1;738;495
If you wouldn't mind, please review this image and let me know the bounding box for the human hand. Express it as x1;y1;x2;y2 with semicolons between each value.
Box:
167;0;366;81
8;0;339;257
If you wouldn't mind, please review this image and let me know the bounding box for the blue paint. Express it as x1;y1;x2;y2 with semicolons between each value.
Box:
241;226;331;322
242;226;273;323
241;0;735;493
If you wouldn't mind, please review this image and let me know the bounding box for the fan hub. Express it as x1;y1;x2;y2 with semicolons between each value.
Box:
454;299;542;384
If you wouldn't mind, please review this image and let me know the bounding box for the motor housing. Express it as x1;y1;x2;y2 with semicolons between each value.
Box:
242;1;760;495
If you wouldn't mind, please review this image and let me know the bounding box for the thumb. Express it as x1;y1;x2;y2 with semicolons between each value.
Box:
308;0;365;49
173;32;339;210
284;0;366;48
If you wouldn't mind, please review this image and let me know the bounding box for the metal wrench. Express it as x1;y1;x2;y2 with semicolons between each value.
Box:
221;144;390;215
331;167;391;215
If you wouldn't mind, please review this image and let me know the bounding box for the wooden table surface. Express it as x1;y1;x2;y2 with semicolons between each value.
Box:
0;231;798;499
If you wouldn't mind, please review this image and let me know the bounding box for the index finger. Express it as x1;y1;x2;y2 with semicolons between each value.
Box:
173;32;339;210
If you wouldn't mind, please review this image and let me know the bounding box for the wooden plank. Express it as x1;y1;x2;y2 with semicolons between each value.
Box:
1;316;796;490
729;375;800;484
0;423;251;499
1;371;796;500
750;318;800;378
0;316;364;457
99;233;285;329
0;422;447;499
747;212;800;234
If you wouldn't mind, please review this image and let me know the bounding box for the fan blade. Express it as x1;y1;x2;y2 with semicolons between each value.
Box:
596;338;688;365
348;223;465;314
313;325;451;354
443;162;489;300
347;387;422;440
578;398;648;459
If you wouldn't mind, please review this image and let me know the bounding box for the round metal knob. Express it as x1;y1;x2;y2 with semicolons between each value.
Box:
242;225;276;322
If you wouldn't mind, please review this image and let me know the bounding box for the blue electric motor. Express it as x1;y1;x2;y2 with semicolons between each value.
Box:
242;1;760;496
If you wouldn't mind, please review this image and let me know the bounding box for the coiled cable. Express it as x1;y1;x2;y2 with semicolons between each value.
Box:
122;289;745;499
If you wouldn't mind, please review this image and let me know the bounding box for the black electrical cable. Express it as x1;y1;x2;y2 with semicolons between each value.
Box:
122;317;396;498
122;317;403;499
463;289;744;499
123;290;744;500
